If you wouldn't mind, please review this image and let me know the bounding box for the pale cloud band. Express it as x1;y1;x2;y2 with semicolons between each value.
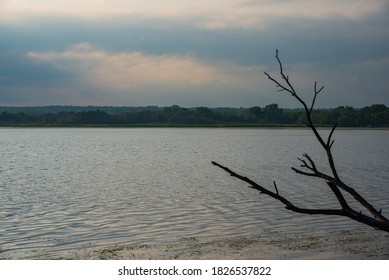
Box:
26;43;264;105
2;0;386;28
27;43;242;87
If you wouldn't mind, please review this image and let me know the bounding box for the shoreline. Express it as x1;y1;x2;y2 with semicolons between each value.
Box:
1;125;388;129
2;228;388;260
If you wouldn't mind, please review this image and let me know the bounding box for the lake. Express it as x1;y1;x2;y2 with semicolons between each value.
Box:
0;128;388;256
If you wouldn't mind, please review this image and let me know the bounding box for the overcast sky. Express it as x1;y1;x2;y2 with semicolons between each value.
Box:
1;0;388;108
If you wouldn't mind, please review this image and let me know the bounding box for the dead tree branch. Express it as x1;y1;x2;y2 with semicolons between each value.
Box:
213;49;389;232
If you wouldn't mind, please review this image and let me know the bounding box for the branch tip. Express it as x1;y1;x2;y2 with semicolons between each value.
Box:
273;181;279;195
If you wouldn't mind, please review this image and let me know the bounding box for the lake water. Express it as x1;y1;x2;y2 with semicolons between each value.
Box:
0;128;388;255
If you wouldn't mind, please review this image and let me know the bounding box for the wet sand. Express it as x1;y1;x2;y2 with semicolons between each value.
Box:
2;228;388;260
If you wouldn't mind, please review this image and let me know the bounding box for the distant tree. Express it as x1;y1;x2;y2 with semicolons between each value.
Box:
337;106;358;126
1;103;388;126
283;110;302;124
74;110;110;124
194;107;214;117
263;103;284;123
0;111;13;123
55;111;77;124
248;106;264;121
212;50;389;232
41;113;56;124
368;104;389;126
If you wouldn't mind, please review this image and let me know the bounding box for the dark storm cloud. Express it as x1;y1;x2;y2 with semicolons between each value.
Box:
3;12;387;66
0;51;73;86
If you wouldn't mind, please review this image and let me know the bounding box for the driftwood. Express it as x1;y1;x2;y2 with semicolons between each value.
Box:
212;50;389;232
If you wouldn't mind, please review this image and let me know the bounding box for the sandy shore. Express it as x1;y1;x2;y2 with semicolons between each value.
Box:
2;228;388;260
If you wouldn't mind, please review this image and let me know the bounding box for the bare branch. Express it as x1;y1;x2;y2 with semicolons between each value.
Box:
273;181;279;195
327;123;338;147
326;181;349;210
309;82;324;115
212;161;345;216
303;153;317;170
266;50;389;224
212;49;389;232
213;160;389;231
291;167;317;177
264;72;295;96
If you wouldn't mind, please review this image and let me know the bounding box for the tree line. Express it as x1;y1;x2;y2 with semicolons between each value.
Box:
0;103;388;126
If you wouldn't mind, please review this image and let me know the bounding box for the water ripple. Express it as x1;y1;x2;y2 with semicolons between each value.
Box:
0;128;388;255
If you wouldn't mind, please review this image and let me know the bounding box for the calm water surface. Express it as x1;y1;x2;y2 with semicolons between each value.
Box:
0;128;388;254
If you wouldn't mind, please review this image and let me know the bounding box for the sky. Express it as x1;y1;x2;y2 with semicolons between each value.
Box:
0;0;388;108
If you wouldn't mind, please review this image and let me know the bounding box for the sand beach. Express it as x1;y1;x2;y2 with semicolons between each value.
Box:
2;228;388;260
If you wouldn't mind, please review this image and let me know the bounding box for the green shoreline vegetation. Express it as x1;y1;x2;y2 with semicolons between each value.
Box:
0;103;388;127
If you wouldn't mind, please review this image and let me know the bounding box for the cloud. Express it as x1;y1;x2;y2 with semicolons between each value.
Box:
2;0;387;29
25;44;266;106
328;57;389;106
1;1;388;107
27;44;227;88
